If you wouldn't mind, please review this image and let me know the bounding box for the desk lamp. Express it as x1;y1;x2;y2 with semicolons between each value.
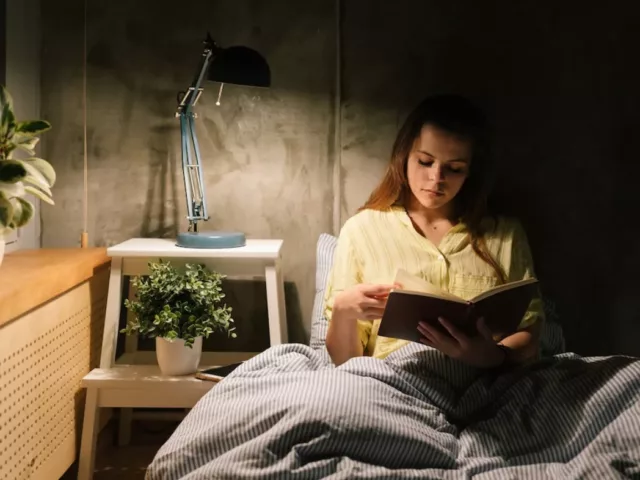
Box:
175;33;270;249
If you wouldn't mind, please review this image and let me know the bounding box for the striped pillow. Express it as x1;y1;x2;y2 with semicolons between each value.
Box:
309;233;338;349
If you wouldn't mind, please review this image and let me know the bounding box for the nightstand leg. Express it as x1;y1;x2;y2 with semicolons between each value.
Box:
265;261;288;345
119;284;138;447
100;257;123;369
78;388;99;480
118;408;133;446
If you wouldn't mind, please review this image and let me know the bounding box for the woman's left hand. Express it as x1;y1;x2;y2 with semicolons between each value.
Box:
417;317;505;368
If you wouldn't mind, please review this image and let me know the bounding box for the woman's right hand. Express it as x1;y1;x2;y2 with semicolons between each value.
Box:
333;284;397;321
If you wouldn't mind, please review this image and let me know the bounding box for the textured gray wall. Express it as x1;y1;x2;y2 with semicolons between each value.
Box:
4;0;41;251
40;0;336;344
0;0;5;85
40;0;640;356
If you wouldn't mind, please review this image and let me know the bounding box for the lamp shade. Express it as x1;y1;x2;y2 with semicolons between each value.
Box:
208;46;271;87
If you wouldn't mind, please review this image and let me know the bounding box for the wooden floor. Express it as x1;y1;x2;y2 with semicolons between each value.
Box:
62;417;180;479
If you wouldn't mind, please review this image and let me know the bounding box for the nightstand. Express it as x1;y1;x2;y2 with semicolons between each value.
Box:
77;238;287;480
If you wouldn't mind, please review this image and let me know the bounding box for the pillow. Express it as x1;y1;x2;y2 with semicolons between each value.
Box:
306;232;565;357
309;233;338;350
539;297;566;356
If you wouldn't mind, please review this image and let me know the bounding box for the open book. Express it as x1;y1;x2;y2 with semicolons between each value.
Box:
377;269;538;342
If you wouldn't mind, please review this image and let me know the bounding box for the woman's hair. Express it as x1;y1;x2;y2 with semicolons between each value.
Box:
360;94;507;283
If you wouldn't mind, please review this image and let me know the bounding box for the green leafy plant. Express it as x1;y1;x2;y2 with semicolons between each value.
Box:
0;84;55;236
122;260;236;348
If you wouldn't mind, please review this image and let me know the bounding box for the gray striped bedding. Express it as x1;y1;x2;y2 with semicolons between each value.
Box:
145;342;640;479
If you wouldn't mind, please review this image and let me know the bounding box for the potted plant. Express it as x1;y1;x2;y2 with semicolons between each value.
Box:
122;259;236;376
0;84;55;266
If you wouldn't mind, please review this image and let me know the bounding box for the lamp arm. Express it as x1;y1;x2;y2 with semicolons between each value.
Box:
176;35;219;231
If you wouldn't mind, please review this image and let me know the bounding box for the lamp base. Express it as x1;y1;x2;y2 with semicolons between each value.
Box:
176;231;246;249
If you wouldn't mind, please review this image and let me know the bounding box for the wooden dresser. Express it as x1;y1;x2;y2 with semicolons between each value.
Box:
0;249;110;480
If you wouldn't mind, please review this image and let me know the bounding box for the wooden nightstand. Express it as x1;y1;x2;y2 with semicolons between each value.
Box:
77;238;288;480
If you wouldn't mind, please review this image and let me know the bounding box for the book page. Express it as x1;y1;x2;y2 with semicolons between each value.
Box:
393;269;463;301
471;277;539;303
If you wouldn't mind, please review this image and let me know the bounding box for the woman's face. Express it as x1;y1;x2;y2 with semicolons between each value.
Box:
406;124;472;213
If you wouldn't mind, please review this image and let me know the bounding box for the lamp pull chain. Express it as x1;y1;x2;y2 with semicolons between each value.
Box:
215;83;224;106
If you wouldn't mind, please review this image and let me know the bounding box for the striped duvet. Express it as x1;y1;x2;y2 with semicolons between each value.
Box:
146;343;640;479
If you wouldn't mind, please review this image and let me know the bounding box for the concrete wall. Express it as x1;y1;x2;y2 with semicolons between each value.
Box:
40;0;336;346
39;0;640;356
4;0;41;252
0;0;5;85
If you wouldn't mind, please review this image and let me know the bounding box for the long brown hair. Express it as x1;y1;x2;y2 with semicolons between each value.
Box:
360;94;507;283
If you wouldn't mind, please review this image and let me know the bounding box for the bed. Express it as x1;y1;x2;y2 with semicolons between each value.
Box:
145;234;640;479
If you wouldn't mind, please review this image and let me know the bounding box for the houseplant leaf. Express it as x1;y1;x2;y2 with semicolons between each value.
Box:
0;85;55;236
0;193;14;228
19;160;54;193
10;197;33;227
0;180;25;198
23;175;53;196
19;157;56;186
0;107;16;141
0;85;13;111
0;159;27;183
121;260;235;347
11;134;39;156
0;85;14;139
24;185;54;205
15;120;51;135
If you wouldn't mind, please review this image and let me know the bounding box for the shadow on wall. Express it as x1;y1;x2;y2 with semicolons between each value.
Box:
341;0;640;358
140;124;180;239
486;92;640;358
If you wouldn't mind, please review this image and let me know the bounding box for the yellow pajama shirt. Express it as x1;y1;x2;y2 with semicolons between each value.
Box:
323;206;544;359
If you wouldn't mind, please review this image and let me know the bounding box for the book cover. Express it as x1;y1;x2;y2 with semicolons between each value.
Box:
377;269;538;342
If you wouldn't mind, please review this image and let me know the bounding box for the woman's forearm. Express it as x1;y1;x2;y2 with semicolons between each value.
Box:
326;311;363;366
499;320;541;364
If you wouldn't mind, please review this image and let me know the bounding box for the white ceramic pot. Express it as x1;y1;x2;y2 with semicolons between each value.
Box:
155;336;203;376
0;239;4;268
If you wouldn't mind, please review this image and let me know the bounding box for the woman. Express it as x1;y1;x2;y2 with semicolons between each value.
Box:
325;94;544;368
